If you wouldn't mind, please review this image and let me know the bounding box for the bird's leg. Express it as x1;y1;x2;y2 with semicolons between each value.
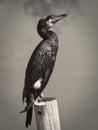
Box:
20;94;34;113
30;94;34;102
25;94;34;111
40;93;44;98
38;93;46;102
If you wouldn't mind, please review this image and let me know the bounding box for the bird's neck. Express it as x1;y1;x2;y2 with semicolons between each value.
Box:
37;27;58;43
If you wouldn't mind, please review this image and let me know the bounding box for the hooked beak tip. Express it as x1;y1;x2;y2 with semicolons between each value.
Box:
54;13;67;23
59;13;67;19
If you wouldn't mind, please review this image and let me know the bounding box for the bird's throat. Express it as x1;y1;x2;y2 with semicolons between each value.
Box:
38;27;47;39
37;27;58;43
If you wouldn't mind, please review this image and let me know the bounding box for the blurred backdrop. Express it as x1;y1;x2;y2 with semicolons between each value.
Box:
0;0;98;130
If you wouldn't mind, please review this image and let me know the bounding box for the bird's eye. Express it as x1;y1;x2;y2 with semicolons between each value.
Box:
45;15;55;21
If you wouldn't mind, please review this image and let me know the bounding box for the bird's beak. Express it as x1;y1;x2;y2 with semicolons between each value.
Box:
52;13;67;24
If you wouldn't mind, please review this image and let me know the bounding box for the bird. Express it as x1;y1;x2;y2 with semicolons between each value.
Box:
20;13;67;127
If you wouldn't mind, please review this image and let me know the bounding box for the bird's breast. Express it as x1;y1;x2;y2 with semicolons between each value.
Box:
41;39;58;56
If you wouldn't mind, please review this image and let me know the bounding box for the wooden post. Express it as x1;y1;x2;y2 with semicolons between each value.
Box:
34;97;61;130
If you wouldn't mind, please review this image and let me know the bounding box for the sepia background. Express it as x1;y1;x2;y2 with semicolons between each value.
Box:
0;0;98;130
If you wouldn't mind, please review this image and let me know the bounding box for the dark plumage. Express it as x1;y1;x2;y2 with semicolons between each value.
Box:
21;13;67;127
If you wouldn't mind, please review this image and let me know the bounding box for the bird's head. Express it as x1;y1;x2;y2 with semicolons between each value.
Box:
37;13;67;30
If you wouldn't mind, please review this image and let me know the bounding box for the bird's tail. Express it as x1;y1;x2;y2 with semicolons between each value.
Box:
20;94;34;127
25;105;33;127
20;101;34;127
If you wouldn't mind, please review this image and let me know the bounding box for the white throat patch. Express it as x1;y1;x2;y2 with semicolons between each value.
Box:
33;78;43;90
47;19;53;27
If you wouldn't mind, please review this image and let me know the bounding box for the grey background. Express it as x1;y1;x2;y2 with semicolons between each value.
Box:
0;0;98;130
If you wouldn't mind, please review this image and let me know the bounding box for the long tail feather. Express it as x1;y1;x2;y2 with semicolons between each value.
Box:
21;93;34;127
25;106;33;127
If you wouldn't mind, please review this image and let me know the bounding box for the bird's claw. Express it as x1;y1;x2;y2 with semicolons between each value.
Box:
20;107;27;113
20;109;26;113
20;102;33;113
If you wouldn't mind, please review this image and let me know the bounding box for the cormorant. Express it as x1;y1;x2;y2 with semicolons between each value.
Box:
21;13;67;127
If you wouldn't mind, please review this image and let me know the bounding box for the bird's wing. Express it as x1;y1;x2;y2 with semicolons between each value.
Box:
22;40;57;101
